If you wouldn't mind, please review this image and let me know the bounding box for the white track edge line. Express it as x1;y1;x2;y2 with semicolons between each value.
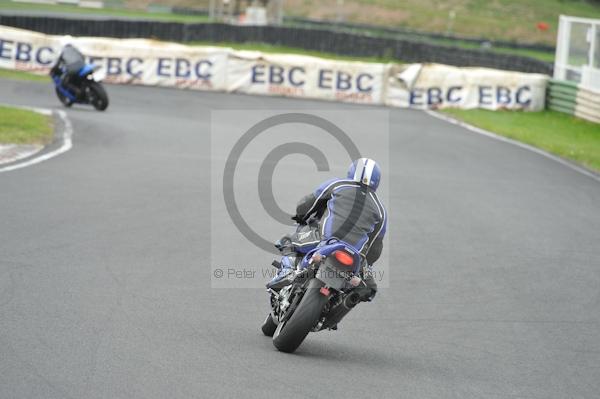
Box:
425;110;600;184
0;109;73;173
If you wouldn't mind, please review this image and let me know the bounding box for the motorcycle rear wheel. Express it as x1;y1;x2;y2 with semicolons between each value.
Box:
272;278;328;353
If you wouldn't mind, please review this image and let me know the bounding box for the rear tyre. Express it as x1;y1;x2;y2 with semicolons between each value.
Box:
272;278;328;353
89;81;109;111
261;313;277;337
55;88;72;107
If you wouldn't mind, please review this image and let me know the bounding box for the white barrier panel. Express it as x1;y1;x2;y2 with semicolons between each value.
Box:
226;50;387;105
0;25;549;110
0;25;229;91
386;64;548;111
76;38;229;91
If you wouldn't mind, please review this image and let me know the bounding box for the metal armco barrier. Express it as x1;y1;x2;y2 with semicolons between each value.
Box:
547;80;600;124
0;15;552;74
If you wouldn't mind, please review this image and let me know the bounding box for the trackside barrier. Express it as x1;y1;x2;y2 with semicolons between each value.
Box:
0;25;549;111
547;80;600;124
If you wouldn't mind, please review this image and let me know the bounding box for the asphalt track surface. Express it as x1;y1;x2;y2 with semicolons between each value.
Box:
1;79;599;399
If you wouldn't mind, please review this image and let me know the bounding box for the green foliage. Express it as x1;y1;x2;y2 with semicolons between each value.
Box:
0;68;48;82
0;105;53;145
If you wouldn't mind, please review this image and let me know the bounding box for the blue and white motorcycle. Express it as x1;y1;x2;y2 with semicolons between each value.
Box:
51;64;109;111
262;234;369;353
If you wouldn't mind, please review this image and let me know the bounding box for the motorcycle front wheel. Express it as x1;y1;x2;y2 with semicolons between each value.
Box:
88;81;109;111
272;278;328;353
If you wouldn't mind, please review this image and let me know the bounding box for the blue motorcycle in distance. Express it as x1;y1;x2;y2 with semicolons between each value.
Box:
51;64;109;111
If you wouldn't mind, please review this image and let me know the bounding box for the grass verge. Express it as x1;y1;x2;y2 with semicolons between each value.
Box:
0;105;53;145
0;0;209;23
441;109;600;172
0;67;48;82
286;0;600;46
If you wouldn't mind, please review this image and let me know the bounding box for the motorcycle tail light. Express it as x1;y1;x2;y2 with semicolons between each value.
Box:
333;250;354;266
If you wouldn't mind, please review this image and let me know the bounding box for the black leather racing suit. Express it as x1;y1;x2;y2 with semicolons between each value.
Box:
285;178;387;300
50;45;86;95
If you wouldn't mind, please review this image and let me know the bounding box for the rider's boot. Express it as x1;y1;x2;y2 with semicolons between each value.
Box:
266;254;297;290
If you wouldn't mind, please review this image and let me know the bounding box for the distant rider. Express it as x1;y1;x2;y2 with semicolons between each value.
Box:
268;158;387;303
49;37;86;96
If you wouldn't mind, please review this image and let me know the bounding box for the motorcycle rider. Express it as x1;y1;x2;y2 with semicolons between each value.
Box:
268;158;387;303
49;36;86;98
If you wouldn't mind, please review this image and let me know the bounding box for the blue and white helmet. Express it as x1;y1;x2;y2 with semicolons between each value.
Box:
347;158;381;191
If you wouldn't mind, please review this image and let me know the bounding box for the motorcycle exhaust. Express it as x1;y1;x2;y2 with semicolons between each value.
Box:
344;292;362;308
325;292;361;328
